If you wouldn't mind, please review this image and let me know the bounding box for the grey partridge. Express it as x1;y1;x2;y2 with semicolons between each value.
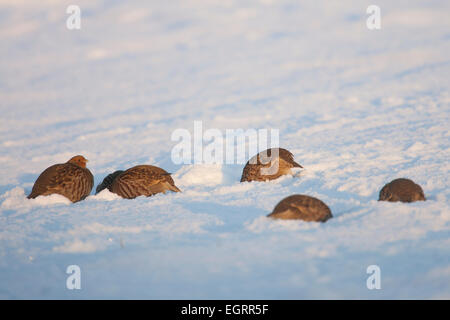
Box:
268;194;332;222
109;165;181;199
378;178;426;203
241;148;303;182
27;155;94;203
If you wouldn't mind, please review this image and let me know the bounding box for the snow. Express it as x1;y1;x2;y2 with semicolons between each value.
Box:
174;164;226;187
1;187;72;212
0;0;449;299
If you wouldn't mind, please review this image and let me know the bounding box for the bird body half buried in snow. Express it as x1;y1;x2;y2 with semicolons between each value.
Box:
378;178;426;203
99;165;181;199
268;194;332;222
27;155;94;203
240;148;303;182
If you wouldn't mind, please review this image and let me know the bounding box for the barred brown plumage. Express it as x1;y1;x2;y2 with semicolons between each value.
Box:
378;178;426;203
268;194;332;222
109;165;181;199
27;155;94;203
240;148;303;182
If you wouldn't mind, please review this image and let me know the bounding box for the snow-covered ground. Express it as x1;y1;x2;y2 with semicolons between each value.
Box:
0;0;449;299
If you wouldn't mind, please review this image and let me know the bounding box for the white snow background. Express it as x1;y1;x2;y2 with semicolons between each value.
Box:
0;0;449;299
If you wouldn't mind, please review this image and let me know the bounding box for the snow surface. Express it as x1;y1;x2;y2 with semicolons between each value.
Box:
0;0;449;299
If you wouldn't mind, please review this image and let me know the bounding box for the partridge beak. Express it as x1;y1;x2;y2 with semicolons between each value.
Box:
292;160;303;168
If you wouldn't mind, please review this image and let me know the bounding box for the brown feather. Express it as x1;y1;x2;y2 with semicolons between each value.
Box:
110;165;181;199
378;178;426;203
95;170;124;194
268;194;332;222
28;157;93;203
240;148;303;182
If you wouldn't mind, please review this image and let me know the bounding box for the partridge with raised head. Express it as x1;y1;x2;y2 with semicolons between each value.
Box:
241;148;303;182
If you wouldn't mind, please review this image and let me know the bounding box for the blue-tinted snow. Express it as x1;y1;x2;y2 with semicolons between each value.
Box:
0;0;449;299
